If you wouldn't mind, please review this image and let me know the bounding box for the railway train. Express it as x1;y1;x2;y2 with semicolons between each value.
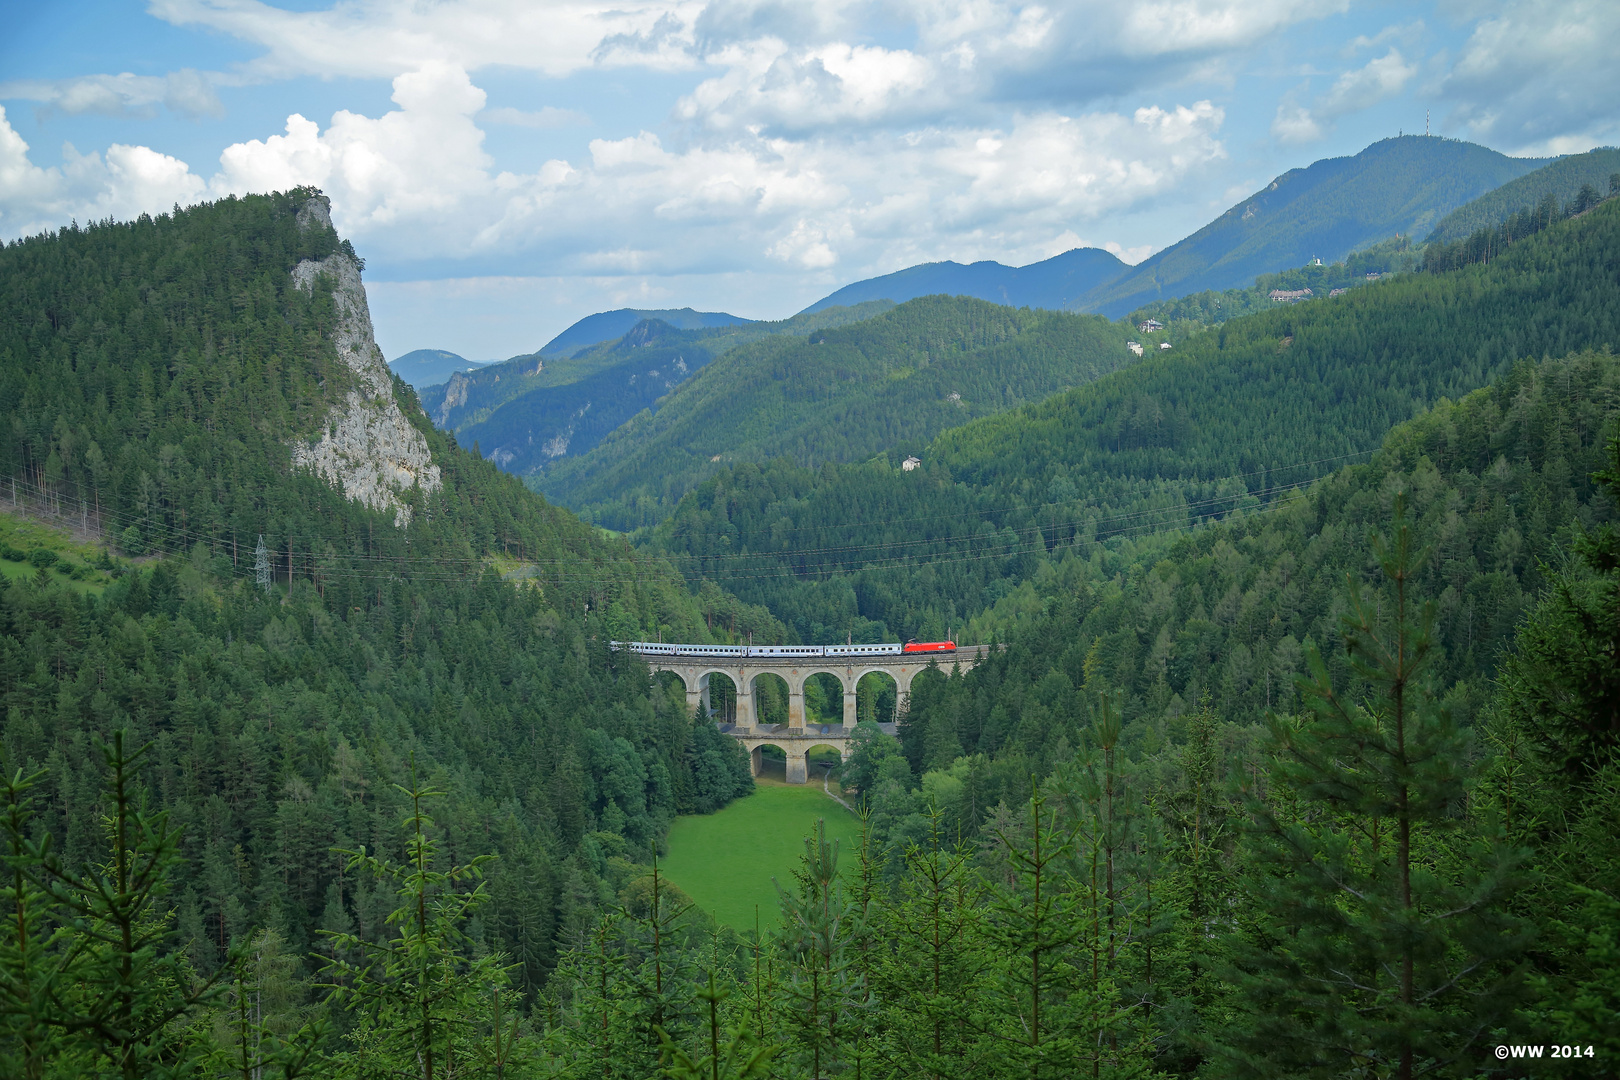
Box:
613;640;957;658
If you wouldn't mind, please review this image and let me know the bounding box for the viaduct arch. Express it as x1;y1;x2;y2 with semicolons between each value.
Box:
629;645;994;783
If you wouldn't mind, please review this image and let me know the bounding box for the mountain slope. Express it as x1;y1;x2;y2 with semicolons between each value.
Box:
0;190;781;997
1075;135;1550;318
538;296;1139;530
461;319;721;470
421;300;896;436
646;193;1620;643
389;347;487;389
801;246;1126;314
1425;146;1620;245
541;306;754;359
899;344;1619;775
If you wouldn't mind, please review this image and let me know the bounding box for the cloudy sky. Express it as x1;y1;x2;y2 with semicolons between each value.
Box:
2;1;1616;361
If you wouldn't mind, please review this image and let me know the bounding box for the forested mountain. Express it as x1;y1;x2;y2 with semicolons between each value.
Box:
420;300;895;459
4;183;1619;1079
455;319;723;471
908;348;1619;771
0;190;774;1016
538;297;1139;531
800;246;1126;314
1425;145;1620;244
1074;135;1549;317
845;348;1620;1077
647;195;1620;644
388;347;487;389
1126;235;1422;335
540;306;753;359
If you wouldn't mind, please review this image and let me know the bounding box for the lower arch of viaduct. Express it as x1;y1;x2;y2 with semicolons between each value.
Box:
638;646;991;784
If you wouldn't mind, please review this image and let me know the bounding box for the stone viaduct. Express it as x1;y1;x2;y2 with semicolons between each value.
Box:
627;645;993;784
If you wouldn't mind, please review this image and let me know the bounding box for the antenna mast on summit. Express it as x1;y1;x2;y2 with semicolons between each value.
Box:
1426;110;1430;137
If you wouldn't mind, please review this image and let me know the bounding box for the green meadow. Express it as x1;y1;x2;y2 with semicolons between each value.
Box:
660;771;860;931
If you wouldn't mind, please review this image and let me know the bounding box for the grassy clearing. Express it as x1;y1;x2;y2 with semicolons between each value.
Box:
661;770;859;931
0;510;115;593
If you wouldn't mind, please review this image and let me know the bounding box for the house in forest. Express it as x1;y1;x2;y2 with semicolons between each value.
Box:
1127;341;1144;356
902;456;921;471
1269;288;1313;302
1137;318;1164;332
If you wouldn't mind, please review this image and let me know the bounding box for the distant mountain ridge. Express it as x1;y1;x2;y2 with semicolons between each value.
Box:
426;301;896;474
389;348;489;389
799;246;1126;314
541;307;754;359
443;135;1581;530
791;137;1553;322
1424;147;1620;245
535;296;1139;530
1072;136;1552;317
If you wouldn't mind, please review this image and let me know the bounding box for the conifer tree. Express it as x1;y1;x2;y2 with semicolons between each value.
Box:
655;973;779;1080
617;857;699;1076
773;820;866;1079
318;769;519;1079
1218;502;1531;1079
1;732;220;1079
0;764;68;1080
871;801;991;1079
1484;436;1620;1069
214;930;324;1080
982;785;1127;1080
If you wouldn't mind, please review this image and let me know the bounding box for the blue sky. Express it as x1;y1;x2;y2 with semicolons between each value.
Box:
2;0;1616;361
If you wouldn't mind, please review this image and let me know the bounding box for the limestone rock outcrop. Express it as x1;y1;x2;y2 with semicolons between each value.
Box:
289;196;441;526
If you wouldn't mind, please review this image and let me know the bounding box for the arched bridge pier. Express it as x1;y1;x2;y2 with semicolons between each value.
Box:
624;645;993;783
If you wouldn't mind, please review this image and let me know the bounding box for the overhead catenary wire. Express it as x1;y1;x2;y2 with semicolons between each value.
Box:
1;444;1377;568
0;442;1370;588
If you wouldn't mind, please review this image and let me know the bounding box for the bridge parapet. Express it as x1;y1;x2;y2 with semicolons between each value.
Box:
628;644;994;782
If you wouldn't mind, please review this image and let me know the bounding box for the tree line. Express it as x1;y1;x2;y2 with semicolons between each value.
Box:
645;199;1620;645
6;445;1615;1075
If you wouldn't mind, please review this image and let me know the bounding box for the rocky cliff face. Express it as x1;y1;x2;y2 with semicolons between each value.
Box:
436;370;471;427
289;196;441;526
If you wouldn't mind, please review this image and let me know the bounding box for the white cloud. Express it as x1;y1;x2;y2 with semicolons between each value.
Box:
677;39;937;133
1116;0;1343;57
1271;94;1322;143
768;219;839;268
3;43;1225;289
0;69;225;119
1317;48;1416;119
1438;0;1620;151
0;106;208;237
1271;47;1417;144
481;106;590;128
1343;20;1424;57
197;61;1220;280
216;63;495;239
139;0;1330;133
148;0;701;80
1103;240;1156;265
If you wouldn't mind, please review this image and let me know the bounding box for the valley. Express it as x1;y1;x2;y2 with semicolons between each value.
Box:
2;138;1618;1079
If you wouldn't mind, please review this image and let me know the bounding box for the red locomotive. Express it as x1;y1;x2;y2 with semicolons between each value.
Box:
902;640;957;654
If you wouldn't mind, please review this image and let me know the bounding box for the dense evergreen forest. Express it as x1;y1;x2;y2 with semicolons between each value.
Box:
3;179;1619;1079
0;194;771;1074
537;297;1137;531
645;196;1620;645
1125;235;1422;335
1424;146;1620;244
